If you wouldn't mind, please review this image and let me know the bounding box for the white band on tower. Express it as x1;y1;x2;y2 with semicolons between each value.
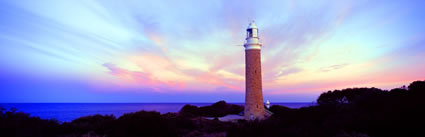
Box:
245;44;261;50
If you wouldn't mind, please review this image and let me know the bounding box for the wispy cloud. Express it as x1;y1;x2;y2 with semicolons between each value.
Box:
1;0;425;102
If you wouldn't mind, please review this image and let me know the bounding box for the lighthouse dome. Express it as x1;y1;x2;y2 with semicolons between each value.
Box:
247;21;258;29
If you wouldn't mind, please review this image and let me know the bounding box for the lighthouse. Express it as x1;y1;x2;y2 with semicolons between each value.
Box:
244;21;265;120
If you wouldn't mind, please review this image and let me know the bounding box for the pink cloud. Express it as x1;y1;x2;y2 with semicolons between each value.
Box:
101;63;186;92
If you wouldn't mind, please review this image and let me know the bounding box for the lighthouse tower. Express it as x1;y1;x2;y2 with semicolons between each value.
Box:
244;21;265;120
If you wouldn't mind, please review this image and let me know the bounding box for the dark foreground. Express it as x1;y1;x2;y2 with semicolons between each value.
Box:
1;80;425;137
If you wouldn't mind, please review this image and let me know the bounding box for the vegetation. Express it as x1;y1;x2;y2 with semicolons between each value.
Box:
179;100;244;118
1;80;424;137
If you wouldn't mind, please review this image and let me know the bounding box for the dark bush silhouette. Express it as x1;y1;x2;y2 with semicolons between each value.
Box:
268;104;292;116
61;114;116;136
0;107;60;137
179;101;244;118
179;104;200;118
198;100;244;117
317;87;386;105
408;80;425;92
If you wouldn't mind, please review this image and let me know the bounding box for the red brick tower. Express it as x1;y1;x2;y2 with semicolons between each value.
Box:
244;21;265;120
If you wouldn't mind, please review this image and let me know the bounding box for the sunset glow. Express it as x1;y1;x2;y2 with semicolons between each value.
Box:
1;0;424;102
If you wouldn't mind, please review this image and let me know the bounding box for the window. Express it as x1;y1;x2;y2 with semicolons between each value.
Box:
247;29;253;38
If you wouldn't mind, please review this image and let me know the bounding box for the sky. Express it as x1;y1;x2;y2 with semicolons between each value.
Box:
0;0;424;103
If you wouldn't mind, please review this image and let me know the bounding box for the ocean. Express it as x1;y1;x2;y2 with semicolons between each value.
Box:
0;103;315;122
